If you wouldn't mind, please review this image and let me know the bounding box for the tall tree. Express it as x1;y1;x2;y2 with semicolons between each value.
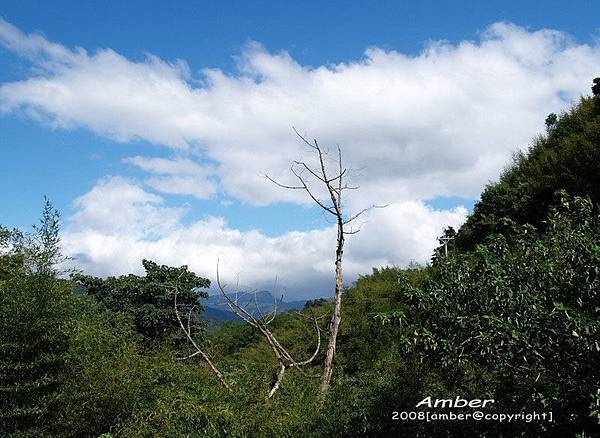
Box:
0;203;73;436
20;197;72;277
266;128;385;397
75;260;210;342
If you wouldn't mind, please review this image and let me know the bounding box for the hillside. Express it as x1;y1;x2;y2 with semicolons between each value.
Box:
454;91;600;251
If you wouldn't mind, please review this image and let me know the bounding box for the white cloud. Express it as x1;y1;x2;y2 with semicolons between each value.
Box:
62;177;466;298
2;20;599;207
2;20;597;296
68;176;186;238
123;156;218;199
0;18;84;66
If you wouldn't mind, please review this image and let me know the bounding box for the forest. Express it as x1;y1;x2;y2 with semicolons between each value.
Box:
1;79;599;437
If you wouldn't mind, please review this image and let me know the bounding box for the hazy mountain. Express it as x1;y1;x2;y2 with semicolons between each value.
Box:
200;291;312;326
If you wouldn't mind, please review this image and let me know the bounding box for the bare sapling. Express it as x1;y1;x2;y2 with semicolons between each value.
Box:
265;128;386;398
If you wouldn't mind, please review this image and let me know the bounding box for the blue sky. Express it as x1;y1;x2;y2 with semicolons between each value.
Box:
1;1;599;297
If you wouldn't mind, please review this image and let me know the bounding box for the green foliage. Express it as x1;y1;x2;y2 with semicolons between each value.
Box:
1;197;73;280
54;299;143;436
28;197;67;276
592;77;600;96
303;297;330;309
0;199;75;436
456;91;600;251
112;308;329;437
55;297;246;437
15;197;73;277
0;226;24;281
74;260;210;341
379;195;600;435
0;273;74;436
545;112;558;128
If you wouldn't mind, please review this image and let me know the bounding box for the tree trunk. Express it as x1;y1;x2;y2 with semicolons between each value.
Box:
265;133;384;400
320;224;344;396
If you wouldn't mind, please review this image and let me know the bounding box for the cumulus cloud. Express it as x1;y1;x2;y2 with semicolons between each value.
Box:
68;176;186;238
2;20;599;207
62;177;466;298
2;20;598;296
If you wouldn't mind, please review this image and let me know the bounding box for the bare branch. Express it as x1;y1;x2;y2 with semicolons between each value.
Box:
343;226;363;235
290;316;321;367
186;304;198;337
292;126;319;151
343;204;389;225
290;167;337;215
293;160;326;183
253;291;269;322
216;261;261;326
332;181;359;194
265;294;284;325
177;350;202;361
216;262;322;398
337;144;343;198
263;169;337;216
172;286;230;389
268;363;286;399
263;173;305;190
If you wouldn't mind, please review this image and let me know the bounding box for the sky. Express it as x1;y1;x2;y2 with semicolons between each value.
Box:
1;1;599;298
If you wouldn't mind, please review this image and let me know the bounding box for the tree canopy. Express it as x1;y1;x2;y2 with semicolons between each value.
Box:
74;260;210;341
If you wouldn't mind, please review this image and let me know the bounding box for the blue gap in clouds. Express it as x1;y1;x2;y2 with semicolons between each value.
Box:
2;0;600;79
425;195;475;212
0;116;167;229
116;150;331;237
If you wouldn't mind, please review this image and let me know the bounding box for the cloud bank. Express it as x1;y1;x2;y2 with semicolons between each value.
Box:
1;19;598;296
61;177;466;298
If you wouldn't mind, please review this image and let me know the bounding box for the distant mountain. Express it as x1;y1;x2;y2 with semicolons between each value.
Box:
202;305;240;322
200;291;311;327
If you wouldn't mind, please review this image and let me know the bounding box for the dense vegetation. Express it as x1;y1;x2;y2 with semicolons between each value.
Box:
74;260;210;342
455;88;600;251
1;81;599;437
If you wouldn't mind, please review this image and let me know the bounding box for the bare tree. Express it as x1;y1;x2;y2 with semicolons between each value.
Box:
171;286;230;389
265;129;385;397
216;263;323;398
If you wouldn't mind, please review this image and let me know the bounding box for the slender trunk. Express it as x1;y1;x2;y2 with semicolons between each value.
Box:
265;134;377;400
200;350;230;389
173;288;230;389
320;223;344;396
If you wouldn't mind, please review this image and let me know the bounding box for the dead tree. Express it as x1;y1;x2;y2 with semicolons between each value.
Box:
216;263;322;398
265;128;385;397
171;286;230;389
